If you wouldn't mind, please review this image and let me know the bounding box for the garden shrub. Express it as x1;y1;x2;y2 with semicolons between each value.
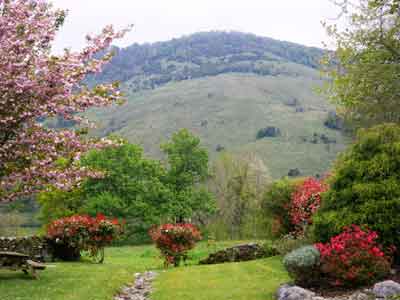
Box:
149;223;202;267
262;240;279;257
262;177;302;237
283;245;321;286
315;225;393;287
289;177;328;233
47;214;123;262
313;124;400;261
275;232;312;255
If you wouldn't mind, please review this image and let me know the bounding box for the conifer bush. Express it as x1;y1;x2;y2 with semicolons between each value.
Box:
313;124;400;261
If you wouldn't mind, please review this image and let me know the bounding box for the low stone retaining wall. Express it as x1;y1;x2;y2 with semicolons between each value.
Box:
199;243;266;265
0;236;52;262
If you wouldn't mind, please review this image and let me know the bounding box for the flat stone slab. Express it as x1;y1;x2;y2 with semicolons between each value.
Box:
0;251;29;257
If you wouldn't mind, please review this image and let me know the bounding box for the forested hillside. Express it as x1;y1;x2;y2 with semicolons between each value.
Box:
91;31;325;91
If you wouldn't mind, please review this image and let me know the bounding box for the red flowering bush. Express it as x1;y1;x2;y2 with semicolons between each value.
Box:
315;225;393;287
149;223;202;267
289;177;328;232
47;214;123;262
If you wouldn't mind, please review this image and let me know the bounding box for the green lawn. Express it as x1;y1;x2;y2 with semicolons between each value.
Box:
152;256;288;300
0;241;289;300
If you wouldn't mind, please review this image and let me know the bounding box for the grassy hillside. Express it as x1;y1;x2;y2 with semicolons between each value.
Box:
90;72;348;178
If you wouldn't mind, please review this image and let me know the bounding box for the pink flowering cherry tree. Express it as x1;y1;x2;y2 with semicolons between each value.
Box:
0;0;131;202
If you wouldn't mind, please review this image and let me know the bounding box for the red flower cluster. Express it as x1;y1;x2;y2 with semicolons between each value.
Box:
289;177;328;231
47;214;123;259
315;225;393;286
149;223;202;267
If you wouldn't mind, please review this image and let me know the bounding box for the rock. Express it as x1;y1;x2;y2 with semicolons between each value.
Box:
114;271;158;300
373;280;400;298
349;292;371;300
135;278;145;289
199;243;266;265
277;284;315;300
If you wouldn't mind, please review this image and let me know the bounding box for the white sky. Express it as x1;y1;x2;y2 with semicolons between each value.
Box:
51;0;343;52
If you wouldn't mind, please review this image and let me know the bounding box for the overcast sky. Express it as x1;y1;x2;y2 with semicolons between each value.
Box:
52;0;342;53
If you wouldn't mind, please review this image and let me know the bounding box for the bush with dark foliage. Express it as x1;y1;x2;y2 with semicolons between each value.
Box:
313;124;400;262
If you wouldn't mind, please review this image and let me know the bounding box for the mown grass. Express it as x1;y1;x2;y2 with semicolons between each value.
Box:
0;241;288;300
152;256;288;300
0;245;158;300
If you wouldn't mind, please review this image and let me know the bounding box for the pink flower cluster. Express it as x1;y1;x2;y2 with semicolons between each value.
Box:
0;0;131;202
289;177;328;231
149;223;202;267
315;225;393;286
47;214;123;251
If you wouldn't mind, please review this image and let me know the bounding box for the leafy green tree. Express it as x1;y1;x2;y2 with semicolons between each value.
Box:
313;124;400;260
323;0;400;128
81;143;170;220
38;132;216;242
262;177;304;237
38;142;171;243
161;129;215;222
208;152;271;239
37;188;85;225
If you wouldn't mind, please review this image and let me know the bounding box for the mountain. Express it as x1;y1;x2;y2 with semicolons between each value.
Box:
88;31;349;179
91;31;325;91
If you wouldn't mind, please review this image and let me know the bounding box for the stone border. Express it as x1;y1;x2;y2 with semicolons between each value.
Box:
277;280;400;300
114;271;158;300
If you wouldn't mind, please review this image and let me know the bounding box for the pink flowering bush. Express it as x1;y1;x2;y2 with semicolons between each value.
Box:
0;0;131;202
289;177;328;233
149;223;202;267
315;225;393;287
47;214;123;262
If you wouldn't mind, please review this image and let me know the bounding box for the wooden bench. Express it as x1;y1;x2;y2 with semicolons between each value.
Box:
0;251;46;279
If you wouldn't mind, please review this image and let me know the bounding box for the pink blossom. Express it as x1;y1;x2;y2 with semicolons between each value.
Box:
0;0;131;202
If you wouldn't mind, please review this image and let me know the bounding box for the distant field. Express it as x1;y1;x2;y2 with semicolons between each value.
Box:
90;73;349;178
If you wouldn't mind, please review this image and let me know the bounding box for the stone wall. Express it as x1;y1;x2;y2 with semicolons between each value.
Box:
0;236;52;262
199;243;266;265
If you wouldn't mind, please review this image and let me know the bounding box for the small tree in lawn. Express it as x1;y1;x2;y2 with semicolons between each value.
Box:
149;223;202;267
0;0;130;202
